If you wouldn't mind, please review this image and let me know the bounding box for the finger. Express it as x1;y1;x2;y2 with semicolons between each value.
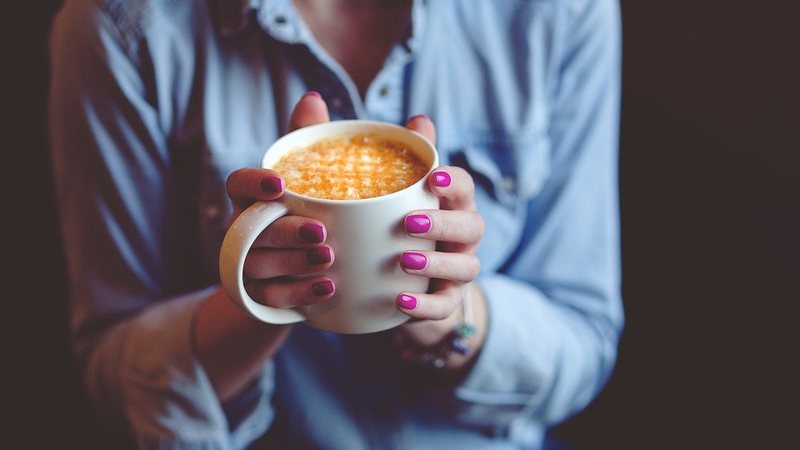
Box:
226;168;284;213
244;246;334;279
426;166;477;212
404;210;485;245
252;216;327;248
399;251;480;283
395;283;462;320
247;276;335;308
288;91;330;132
405;114;436;146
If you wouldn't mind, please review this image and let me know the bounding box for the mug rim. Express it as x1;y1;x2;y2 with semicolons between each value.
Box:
262;120;439;206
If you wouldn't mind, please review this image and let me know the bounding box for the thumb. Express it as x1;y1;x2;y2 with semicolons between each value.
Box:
405;114;436;146
289;91;330;131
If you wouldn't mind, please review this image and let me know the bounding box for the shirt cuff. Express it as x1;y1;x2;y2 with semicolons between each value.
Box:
449;275;559;427
97;288;274;449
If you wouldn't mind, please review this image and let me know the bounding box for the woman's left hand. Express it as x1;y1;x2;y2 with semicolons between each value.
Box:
396;115;488;371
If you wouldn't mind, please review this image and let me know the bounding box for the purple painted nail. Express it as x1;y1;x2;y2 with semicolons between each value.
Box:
396;294;417;310
400;252;427;270
305;246;332;265
304;91;322;98
405;214;431;234
260;176;283;194
299;223;325;243
311;280;335;296
432;171;451;187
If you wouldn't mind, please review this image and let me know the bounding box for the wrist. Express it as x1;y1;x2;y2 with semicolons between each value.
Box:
442;283;488;372
193;288;291;402
395;283;488;374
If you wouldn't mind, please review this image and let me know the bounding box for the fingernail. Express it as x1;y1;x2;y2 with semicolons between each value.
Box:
400;252;427;270
432;171;451;187
305;246;332;265
405;214;431;234
260;176;283;194
396;294;417;310
409;114;430;121
304;91;322;98
298;223;325;243
311;280;335;296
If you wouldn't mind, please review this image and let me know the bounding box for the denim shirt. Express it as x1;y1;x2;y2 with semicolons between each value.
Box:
49;0;623;448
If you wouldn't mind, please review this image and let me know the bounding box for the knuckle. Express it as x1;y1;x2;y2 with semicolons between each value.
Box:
225;168;247;194
437;212;456;238
426;308;450;321
438;254;457;277
287;282;306;307
472;213;486;239
454;167;475;188
280;250;301;273
427;297;455;321
291;281;318;307
449;165;469;179
470;257;482;279
243;251;262;278
463;256;481;280
268;222;292;247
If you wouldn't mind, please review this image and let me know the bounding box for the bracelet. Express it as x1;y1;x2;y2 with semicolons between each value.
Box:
397;285;477;369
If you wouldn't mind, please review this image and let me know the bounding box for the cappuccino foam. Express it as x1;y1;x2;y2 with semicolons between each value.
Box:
271;134;428;200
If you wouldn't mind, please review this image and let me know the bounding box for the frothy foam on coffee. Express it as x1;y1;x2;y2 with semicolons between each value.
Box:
272;134;429;200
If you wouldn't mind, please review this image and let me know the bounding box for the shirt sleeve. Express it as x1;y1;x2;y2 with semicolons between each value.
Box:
49;2;275;448
448;0;623;432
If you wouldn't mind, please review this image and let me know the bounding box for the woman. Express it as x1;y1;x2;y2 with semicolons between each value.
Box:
49;0;623;448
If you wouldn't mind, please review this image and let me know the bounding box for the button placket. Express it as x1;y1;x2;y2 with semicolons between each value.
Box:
365;71;404;123
257;0;302;43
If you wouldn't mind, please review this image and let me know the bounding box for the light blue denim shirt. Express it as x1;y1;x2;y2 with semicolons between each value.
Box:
49;0;622;448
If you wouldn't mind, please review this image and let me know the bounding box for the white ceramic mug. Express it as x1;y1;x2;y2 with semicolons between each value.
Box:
219;120;439;334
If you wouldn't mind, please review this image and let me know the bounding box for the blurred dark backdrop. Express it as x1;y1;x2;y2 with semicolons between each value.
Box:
5;1;798;449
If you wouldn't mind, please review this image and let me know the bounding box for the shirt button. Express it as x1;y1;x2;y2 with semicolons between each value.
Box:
378;85;390;97
502;176;516;193
274;15;287;25
331;97;343;109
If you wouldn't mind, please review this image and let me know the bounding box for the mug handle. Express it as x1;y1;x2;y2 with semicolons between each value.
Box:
219;201;306;324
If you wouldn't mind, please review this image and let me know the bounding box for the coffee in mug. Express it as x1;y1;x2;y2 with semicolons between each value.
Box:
271;135;429;200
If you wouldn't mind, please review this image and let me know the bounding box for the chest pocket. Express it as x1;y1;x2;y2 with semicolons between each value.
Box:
444;129;552;209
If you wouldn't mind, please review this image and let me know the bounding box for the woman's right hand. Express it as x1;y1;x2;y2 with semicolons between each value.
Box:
194;92;334;402
225;168;336;307
224;91;336;308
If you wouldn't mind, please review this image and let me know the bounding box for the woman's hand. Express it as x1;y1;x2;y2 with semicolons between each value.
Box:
226;93;337;308
396;116;488;372
194;92;334;402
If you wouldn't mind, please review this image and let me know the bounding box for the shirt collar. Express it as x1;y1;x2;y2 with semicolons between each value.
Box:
215;0;427;51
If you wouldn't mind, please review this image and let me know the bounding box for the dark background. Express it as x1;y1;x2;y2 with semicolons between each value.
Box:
5;1;799;449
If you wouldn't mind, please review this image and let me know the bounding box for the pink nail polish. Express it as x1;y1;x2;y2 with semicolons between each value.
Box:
400;252;427;270
432;171;451;187
396;294;417;310
409;114;430;122
304;91;322;98
311;280;335;296
260;176;283;194
299;223;325;243
405;215;431;234
305;247;332;265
